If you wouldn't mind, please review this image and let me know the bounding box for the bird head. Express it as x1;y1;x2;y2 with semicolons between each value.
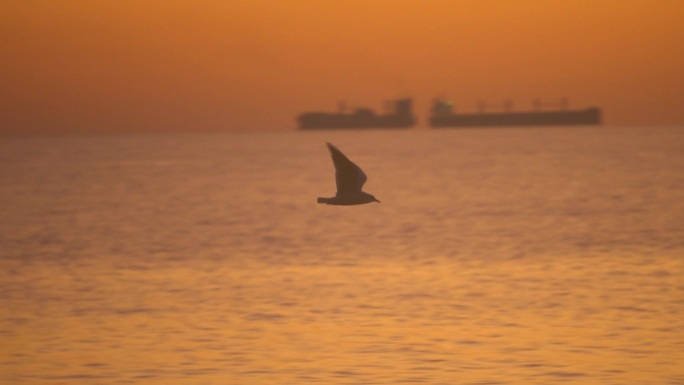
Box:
366;193;381;203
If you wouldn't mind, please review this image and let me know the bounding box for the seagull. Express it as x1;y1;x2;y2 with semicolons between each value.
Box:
317;143;381;205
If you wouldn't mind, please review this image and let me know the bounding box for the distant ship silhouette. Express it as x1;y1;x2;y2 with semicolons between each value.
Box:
298;99;415;129
429;98;601;128
297;97;601;129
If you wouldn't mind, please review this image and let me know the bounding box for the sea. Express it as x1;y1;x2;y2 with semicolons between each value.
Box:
1;126;683;385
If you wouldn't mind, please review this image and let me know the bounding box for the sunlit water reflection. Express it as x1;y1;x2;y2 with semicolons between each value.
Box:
1;127;683;384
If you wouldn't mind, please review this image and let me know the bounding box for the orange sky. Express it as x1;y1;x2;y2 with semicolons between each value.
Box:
2;0;683;134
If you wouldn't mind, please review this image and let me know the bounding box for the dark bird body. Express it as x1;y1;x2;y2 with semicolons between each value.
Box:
317;143;380;205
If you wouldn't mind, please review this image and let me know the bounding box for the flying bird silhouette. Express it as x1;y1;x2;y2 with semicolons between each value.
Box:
317;143;381;205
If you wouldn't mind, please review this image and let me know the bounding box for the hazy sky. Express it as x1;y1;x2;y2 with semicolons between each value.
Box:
2;0;683;134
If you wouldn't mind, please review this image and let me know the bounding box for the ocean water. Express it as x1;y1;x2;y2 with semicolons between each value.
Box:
1;126;683;385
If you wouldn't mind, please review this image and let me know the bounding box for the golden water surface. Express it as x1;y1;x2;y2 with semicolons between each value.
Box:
1;127;683;384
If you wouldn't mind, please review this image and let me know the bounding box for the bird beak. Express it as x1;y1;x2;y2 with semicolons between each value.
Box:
374;198;381;203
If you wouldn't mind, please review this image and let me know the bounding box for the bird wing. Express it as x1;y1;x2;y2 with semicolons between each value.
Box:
326;143;367;195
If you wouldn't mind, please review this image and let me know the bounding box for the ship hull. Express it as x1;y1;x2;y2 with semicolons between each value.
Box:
430;108;601;128
298;98;415;130
298;113;415;129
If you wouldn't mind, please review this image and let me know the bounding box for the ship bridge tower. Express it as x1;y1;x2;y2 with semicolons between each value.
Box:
432;99;454;117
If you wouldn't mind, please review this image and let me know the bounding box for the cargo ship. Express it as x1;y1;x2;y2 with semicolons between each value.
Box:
429;99;601;128
298;99;416;129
